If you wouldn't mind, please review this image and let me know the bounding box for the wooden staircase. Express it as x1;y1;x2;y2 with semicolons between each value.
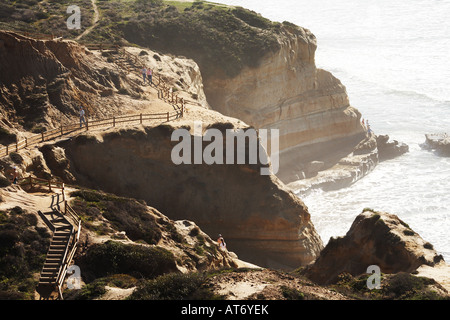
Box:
36;201;81;300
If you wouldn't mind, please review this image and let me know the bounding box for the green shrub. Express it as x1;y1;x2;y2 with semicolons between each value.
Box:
71;189;162;245
79;240;177;282
129;272;222;300
0;207;50;299
75;278;108;300
231;6;274;29
383;272;435;299
0;127;16;145
280;285;305;300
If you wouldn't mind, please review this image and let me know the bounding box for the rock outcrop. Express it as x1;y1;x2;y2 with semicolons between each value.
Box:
203;27;367;184
0;30;206;134
287;133;409;195
0;30;138;130
303;210;445;285
422;133;450;157
376;134;409;161
40;112;323;269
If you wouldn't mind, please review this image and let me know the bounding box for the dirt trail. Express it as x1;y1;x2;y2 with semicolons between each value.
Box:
76;0;99;41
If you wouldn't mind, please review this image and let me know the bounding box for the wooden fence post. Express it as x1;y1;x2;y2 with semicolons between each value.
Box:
140;114;143;124
86;119;89;131
113;117;115;127
41;132;45;142
167;112;169;122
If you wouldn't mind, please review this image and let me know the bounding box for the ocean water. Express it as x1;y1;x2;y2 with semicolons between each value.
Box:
213;0;450;261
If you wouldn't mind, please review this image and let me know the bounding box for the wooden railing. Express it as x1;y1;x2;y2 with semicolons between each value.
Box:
0;110;182;158
112;48;185;108
56;201;81;300
0;33;186;159
82;43;119;51
9;30;57;41
18;175;65;195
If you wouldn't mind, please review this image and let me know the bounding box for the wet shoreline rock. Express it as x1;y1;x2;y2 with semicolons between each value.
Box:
376;134;409;161
287;134;408;195
422;133;450;157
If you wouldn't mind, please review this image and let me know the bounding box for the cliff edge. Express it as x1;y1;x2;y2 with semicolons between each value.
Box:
42;113;323;269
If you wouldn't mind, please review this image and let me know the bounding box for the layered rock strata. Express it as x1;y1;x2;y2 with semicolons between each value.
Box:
41;113;323;269
287;134;408;195
203;27;367;184
0;30;138;130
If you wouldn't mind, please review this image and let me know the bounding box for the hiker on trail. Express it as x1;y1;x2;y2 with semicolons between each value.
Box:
141;67;147;84
367;124;373;137
147;68;152;85
79;106;87;128
9;166;18;184
217;234;227;251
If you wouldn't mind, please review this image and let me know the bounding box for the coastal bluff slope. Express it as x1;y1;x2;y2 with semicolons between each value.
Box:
43;115;324;269
115;3;368;185
204;27;367;184
0;29;323;269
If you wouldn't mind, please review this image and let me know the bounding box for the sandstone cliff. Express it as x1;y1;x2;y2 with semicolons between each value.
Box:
39;111;323;269
0;30;206;135
303;210;445;285
113;5;368;185
0;30;139;131
202;27;367;184
0;29;323;270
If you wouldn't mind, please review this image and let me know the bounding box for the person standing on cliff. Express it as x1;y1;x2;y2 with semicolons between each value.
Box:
147;68;152;85
141;67;147;84
217;234;227;251
79;106;87;128
367;124;373;137
11;166;18;184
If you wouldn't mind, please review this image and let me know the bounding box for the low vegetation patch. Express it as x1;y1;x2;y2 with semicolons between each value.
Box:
333;271;449;300
78;240;177;282
1;1;289;80
0;206;51;300
64;273;138;300
129;272;223;300
70;189;163;244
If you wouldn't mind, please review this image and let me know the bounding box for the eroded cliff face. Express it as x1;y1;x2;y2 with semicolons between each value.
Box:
0;30;207;134
0;30;140;130
303;210;445;285
203;28;366;183
41;113;323;269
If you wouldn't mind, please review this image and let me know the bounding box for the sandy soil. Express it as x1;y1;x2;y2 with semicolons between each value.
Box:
416;262;450;292
207;269;349;300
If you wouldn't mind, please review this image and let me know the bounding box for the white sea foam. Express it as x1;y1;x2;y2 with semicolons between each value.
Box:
214;0;450;261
